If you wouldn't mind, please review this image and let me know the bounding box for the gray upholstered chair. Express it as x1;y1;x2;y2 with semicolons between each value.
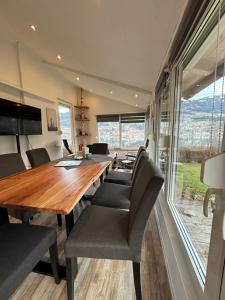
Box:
104;146;145;185
91;151;149;209
26;148;51;168
90;143;109;154
0;153;36;223
64;158;164;300
26;148;62;227
0;216;59;300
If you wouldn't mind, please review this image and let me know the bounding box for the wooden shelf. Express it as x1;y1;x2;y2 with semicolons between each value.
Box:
76;134;89;137
75;118;90;121
74;105;89;109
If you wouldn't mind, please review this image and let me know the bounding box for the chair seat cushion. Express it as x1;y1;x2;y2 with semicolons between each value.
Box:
104;170;132;185
92;182;131;209
65;206;132;260
0;224;56;300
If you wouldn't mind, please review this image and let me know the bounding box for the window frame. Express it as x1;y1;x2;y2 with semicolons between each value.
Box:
97;113;146;150
160;0;224;285
57;101;75;151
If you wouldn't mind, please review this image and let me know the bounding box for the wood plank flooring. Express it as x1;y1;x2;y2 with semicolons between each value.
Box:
10;208;172;300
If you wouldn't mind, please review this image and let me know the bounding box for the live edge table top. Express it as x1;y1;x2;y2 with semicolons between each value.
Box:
0;161;110;215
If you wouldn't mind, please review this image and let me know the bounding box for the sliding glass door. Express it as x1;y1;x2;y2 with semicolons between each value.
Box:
164;0;225;298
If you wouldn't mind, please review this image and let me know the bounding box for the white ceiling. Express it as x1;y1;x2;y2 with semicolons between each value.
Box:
0;0;187;108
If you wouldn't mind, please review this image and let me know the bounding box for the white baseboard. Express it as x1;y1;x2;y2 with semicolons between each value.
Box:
154;193;205;300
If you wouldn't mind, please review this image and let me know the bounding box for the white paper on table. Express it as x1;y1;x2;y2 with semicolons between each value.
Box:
54;160;82;167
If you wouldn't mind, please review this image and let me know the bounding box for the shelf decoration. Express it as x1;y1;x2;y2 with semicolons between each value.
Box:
75;88;90;138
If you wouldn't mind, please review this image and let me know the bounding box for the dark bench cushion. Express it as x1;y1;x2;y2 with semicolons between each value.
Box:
92;182;131;209
0;224;56;300
65;205;132;260
104;171;132;185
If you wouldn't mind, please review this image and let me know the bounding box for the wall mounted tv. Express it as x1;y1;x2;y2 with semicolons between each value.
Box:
0;98;42;135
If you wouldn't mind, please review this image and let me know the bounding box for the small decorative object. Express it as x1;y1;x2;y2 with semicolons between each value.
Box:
46;108;58;131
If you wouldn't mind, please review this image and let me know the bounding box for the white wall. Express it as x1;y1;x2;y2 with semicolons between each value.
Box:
0;38;78;166
78;91;145;145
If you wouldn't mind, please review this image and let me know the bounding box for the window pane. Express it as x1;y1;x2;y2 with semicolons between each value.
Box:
98;122;120;148
170;10;225;271
58;104;72;145
121;122;145;149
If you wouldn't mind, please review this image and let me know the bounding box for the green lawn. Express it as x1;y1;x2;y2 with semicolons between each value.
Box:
176;163;207;199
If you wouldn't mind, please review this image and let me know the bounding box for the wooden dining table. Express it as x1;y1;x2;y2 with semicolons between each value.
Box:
0;158;111;280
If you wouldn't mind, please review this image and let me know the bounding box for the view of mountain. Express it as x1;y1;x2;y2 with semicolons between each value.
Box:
181;96;225;115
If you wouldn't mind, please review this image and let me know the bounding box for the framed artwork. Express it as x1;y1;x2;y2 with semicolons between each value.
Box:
46;108;58;131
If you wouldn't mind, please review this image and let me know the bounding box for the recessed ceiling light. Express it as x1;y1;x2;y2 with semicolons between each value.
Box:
135;104;138;107
109;90;113;94
29;25;36;32
57;55;62;60
134;93;139;98
76;76;80;81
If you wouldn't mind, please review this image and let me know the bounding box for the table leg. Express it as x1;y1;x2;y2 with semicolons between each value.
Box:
100;174;104;184
65;210;75;236
0;207;9;225
106;166;109;175
65;210;78;279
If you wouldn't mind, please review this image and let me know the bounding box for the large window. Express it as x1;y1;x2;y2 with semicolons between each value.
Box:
97;113;145;149
169;2;225;275
58;103;73;146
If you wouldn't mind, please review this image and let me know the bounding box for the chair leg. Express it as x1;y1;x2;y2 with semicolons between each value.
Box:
57;214;62;227
133;262;142;300
22;219;30;224
66;257;77;300
49;241;60;284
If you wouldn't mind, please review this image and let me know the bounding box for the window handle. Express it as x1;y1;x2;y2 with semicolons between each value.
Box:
203;188;220;217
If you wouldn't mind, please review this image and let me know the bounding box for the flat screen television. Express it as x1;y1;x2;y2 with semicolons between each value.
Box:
0;98;42;135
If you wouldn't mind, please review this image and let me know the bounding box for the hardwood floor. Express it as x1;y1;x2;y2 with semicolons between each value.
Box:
10;208;172;300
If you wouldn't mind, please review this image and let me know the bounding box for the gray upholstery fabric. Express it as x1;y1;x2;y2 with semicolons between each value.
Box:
92;152;149;210
26;148;50;168
0;153;26;179
130;146;146;181
0;224;56;300
104;146;146;185
91;143;109;154
65;159;164;263
65;205;131;260
104;170;132;185
0;153;35;222
92;182;131;209
128;159;164;261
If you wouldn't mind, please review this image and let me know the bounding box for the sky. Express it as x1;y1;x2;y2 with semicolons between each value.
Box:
190;76;225;100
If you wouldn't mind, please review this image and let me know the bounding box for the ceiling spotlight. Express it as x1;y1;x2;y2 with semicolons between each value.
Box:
134;93;139;98
109;90;113;94
57;55;62;60
135;104;138;107
76;76;80;81
29;25;36;32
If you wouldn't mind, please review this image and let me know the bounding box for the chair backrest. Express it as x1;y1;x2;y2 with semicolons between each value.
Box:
131;146;146;180
0;153;26;179
26;148;50;167
145;138;149;149
128;158;164;261
131;151;148;186
91;143;109;154
63;139;73;154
